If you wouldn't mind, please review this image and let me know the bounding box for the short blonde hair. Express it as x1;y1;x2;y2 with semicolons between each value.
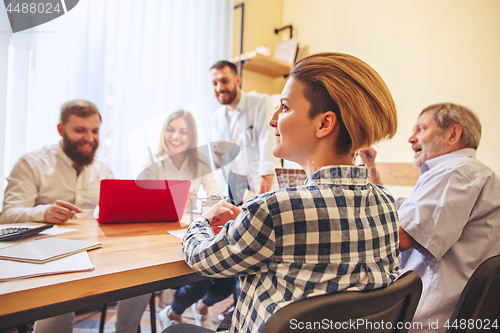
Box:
290;53;398;154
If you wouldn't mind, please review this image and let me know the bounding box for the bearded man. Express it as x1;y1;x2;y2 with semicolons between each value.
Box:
210;61;279;205
358;103;500;332
1;99;113;224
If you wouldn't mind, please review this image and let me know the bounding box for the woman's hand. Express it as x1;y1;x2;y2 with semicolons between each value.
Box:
355;147;382;185
355;147;377;167
204;200;242;234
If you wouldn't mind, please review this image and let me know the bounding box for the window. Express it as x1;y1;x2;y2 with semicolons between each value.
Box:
0;0;233;207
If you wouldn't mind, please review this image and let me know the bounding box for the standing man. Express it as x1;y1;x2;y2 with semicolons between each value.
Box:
210;61;280;204
358;103;500;332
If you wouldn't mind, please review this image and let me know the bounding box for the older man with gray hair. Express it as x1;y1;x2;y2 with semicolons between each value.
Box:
358;103;500;332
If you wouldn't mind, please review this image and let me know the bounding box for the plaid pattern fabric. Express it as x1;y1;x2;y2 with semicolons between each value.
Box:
183;165;401;333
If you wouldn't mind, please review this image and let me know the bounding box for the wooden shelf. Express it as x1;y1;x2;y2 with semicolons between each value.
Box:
233;51;292;77
376;162;420;186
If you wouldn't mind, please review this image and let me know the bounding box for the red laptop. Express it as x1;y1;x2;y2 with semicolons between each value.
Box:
98;179;191;223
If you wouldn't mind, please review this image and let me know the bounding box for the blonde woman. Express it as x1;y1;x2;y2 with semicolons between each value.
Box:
141;109;220;198
118;110;230;332
169;52;401;333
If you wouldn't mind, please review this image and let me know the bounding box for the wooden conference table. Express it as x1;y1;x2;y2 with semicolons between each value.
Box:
0;216;205;329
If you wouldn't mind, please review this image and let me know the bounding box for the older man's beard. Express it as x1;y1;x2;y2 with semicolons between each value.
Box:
412;135;447;168
62;134;99;167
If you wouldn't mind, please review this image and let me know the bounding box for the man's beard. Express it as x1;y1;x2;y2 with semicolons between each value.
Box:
412;135;447;168
216;85;238;105
62;134;99;167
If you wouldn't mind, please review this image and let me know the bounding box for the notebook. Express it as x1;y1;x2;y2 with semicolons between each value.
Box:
0;251;95;281
0;237;102;264
98;179;191;224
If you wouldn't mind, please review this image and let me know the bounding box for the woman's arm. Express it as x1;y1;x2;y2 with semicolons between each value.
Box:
182;199;275;277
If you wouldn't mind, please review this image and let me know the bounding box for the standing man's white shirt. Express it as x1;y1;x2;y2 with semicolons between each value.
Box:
1;143;113;223
226;109;246;176
212;91;280;193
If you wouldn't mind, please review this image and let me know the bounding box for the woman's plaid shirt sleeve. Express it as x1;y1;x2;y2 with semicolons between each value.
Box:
182;197;275;277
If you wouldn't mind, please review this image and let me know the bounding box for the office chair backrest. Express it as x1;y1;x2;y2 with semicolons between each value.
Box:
446;254;500;333
259;270;422;333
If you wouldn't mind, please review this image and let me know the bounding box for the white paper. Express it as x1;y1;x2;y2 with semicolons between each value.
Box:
168;229;187;240
274;39;298;63
40;227;76;237
0;251;94;282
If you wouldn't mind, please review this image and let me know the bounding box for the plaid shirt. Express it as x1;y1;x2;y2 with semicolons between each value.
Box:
183;165;401;333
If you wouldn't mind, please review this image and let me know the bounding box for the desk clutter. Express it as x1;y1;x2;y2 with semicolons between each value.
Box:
0;234;100;281
0;223;54;241
0;237;101;264
0;251;94;282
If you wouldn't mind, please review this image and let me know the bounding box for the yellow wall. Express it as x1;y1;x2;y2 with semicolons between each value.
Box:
278;0;500;175
233;0;287;94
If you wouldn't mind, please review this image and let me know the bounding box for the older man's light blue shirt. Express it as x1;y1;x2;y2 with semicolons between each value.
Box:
399;148;500;332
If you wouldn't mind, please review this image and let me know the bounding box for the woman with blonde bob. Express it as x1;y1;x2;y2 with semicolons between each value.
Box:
167;53;402;333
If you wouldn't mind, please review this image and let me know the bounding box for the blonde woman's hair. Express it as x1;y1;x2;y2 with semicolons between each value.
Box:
290;52;398;154
157;109;203;176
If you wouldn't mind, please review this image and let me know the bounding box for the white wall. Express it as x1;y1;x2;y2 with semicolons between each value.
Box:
283;0;500;175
